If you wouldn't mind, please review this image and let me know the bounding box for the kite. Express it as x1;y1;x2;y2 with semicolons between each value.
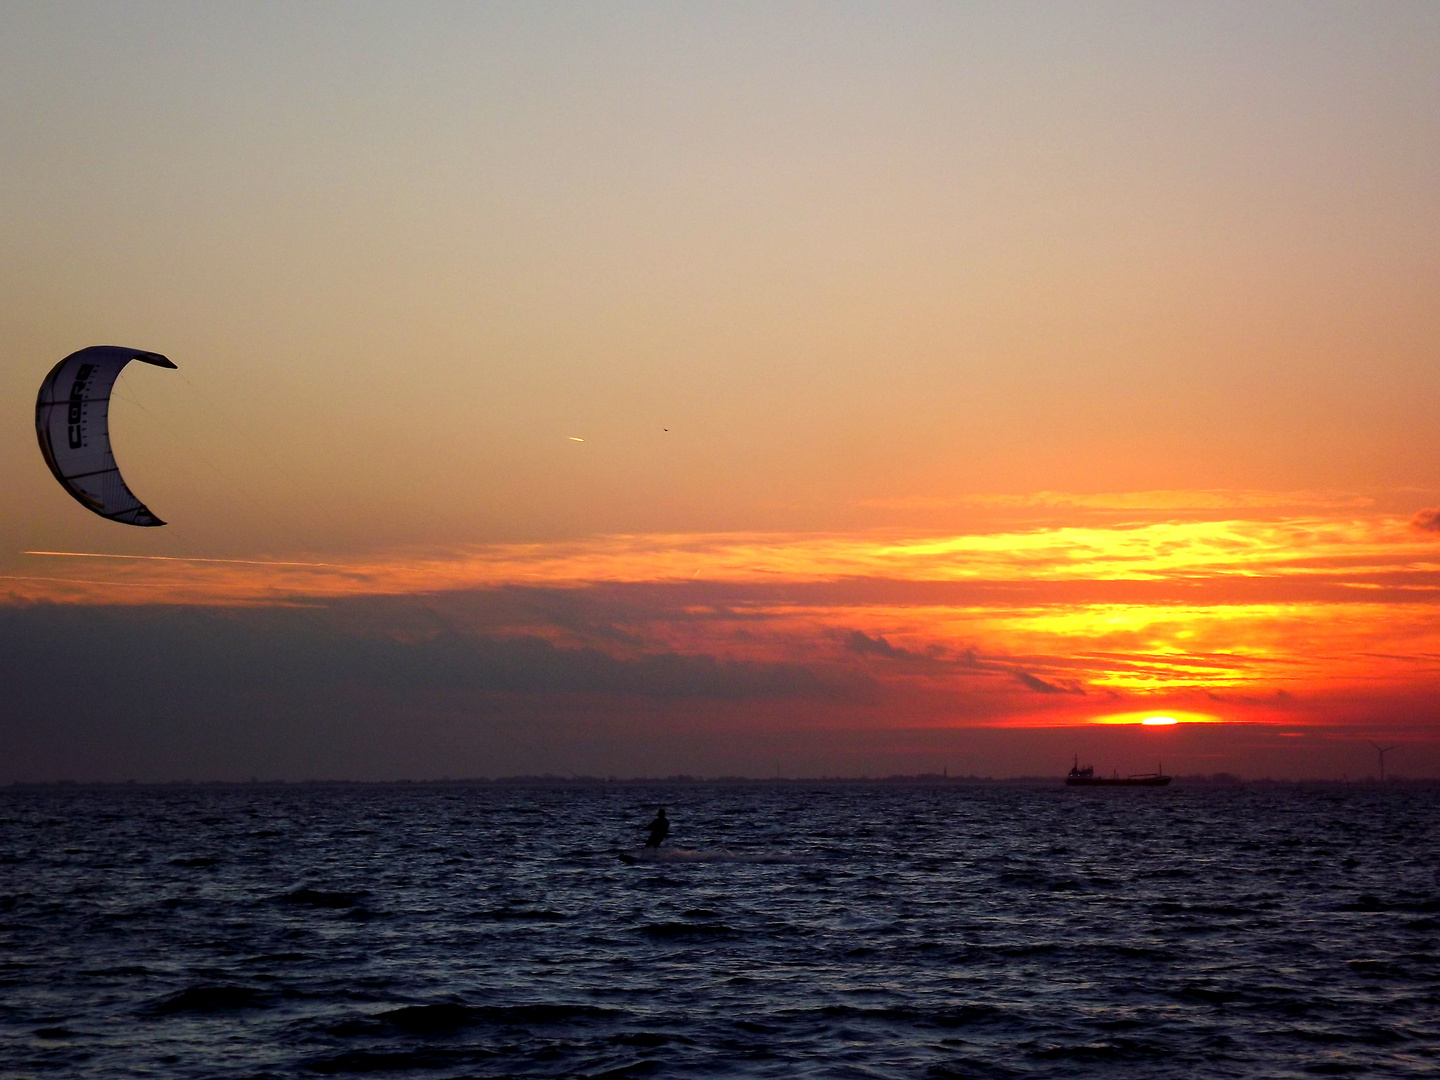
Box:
35;345;176;526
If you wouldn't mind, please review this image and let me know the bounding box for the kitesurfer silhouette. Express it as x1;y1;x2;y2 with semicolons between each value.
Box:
644;807;669;848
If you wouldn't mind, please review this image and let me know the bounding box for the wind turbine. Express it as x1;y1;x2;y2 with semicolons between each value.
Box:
1369;741;1397;782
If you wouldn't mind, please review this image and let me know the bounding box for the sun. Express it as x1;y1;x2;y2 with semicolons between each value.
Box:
1141;716;1179;726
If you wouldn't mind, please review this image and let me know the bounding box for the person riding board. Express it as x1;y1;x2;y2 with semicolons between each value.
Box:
644;807;669;848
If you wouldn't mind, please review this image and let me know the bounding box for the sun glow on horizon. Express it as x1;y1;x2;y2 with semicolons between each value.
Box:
1090;710;1224;726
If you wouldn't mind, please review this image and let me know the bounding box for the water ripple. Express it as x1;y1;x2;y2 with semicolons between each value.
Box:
0;782;1436;1077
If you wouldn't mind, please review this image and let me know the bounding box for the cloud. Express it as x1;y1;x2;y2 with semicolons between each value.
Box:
0;600;900;782
4;592;1432;781
844;630;917;659
8;505;1440;780
860;490;1377;512
0;603;858;704
1410;507;1440;533
9;513;1440;608
1013;671;1085;695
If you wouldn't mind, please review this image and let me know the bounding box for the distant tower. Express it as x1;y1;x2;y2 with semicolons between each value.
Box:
1370;741;1397;782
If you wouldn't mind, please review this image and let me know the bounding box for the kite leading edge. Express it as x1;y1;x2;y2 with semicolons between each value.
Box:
35;345;177;527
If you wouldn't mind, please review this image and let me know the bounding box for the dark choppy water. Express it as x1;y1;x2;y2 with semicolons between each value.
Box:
2;782;1437;1078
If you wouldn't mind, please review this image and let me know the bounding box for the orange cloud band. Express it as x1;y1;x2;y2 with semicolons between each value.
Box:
8;511;1440;731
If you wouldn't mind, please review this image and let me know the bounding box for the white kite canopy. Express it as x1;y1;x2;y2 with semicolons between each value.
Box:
35;345;177;527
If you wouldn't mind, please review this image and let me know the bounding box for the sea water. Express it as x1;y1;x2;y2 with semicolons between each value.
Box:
1;782;1436;1078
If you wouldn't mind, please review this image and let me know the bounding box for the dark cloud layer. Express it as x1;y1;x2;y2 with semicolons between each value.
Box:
6;587;1431;782
0;600;883;782
11;582;1128;782
0;602;854;703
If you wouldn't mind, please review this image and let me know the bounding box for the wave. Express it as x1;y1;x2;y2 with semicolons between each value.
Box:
143;985;270;1015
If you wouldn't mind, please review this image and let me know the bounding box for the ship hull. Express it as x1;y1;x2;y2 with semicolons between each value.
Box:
1065;776;1171;787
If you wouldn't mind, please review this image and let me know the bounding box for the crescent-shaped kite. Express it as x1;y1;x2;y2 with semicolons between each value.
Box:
35;345;177;527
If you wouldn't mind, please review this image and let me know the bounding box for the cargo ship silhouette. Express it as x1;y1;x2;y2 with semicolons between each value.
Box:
1065;755;1172;786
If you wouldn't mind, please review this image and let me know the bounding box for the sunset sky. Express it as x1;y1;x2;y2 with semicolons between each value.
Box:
4;2;1440;781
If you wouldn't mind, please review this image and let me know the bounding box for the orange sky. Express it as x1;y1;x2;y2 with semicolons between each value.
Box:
3;5;1439;779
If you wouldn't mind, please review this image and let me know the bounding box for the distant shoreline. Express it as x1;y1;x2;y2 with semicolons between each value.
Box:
6;774;1437;789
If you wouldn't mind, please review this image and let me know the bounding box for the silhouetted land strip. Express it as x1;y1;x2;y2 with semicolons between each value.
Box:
8;773;1436;788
